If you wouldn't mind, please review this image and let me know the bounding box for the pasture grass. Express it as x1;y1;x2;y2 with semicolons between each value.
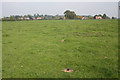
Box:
2;20;118;78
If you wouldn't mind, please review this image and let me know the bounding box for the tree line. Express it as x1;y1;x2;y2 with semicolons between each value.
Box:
64;10;111;19
1;10;115;21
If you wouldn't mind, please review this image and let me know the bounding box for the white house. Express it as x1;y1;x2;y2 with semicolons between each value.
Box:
24;17;30;20
95;16;102;19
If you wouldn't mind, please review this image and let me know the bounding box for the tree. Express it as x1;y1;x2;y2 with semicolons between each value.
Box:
37;13;40;17
112;17;117;19
10;15;15;21
98;14;102;16
102;14;110;19
27;14;33;20
94;15;97;19
112;17;115;19
64;10;76;19
102;14;107;19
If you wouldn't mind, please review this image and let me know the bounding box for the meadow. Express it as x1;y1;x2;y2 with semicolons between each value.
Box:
2;20;118;78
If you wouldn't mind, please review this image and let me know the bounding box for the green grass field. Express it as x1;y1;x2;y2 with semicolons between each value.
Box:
2;20;118;78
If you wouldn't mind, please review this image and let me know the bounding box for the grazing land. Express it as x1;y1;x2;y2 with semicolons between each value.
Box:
2;20;118;78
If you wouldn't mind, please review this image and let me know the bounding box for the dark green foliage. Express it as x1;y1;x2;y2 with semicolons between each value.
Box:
64;10;76;19
102;14;110;19
94;14;110;19
102;14;107;19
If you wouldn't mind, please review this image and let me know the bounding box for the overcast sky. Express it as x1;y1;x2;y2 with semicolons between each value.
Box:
1;1;119;18
1;0;120;2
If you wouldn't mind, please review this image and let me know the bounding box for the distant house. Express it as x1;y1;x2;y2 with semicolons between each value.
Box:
95;16;102;19
24;17;30;20
82;16;89;20
32;17;36;20
19;17;24;20
76;16;83;19
57;15;65;20
36;17;44;20
44;15;53;20
3;17;10;20
76;15;93;20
